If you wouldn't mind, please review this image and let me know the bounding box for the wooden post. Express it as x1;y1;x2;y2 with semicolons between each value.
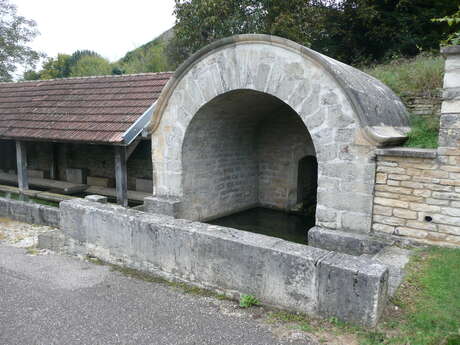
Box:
115;146;128;207
49;143;57;180
15;141;29;192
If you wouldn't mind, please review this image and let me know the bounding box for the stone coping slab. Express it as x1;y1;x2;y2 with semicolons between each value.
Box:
375;147;437;159
441;45;460;56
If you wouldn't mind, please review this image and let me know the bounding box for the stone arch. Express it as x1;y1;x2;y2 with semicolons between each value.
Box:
149;34;409;233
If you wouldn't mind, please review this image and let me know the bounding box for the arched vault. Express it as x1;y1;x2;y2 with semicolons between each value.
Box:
148;34;409;233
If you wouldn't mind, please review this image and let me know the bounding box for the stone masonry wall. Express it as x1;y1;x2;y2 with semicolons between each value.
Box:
181;96;260;221
180;90;317;221
373;149;460;247
372;45;460;248
400;91;442;117
257;111;315;210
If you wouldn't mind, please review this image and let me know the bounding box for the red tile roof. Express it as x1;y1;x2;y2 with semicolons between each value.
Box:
0;72;173;144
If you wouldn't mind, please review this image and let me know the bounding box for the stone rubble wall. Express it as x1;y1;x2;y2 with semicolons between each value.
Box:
372;149;460;247
400;91;442;117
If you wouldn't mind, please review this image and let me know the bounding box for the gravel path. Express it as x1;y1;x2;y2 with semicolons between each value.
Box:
0;217;56;248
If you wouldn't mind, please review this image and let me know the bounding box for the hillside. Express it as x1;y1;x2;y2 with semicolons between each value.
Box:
116;28;174;74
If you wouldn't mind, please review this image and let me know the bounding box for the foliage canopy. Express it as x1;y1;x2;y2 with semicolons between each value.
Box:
24;50;114;80
168;0;459;66
433;6;460;46
0;0;41;81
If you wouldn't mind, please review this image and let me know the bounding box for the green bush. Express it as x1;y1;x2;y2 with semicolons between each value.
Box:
362;54;444;96
404;114;439;149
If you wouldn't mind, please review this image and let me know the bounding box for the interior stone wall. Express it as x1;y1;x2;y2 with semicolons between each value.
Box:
181;93;260;220
257;111;315;210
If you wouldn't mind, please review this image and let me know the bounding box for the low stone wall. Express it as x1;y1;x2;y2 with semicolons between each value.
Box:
372;148;460;247
400;91;441;117
60;198;388;327
0;197;60;227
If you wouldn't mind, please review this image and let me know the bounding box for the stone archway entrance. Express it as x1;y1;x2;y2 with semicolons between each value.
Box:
147;34;409;235
181;89;315;221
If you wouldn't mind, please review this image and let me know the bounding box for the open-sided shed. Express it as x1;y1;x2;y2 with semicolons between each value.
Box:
0;72;172;205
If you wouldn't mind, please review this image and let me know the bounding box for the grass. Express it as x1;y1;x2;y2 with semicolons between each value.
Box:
362;54;444;96
26;247;39;255
266;247;460;345
361;53;443;148
404;114;439;149
373;247;460;345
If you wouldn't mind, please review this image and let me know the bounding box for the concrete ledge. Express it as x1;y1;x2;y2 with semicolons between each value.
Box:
0;197;60;227
60;199;388;326
375;147;437;159
308;227;390;256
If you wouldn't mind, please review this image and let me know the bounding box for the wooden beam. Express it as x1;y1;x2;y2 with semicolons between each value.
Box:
114;146;128;207
15;141;29;192
126;138;141;160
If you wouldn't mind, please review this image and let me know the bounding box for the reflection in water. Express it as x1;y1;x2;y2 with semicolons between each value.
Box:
208;207;315;245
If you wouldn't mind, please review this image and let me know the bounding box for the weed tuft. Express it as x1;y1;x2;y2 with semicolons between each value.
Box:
239;294;260;308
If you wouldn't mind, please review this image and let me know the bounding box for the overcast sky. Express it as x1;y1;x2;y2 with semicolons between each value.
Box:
14;0;176;62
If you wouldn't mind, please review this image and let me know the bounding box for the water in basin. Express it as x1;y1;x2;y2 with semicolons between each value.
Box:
208;207;315;245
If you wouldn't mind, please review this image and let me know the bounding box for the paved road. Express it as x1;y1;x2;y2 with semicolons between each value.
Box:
0;245;314;345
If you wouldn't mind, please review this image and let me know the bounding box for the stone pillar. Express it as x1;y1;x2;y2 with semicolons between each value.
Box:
439;45;460;157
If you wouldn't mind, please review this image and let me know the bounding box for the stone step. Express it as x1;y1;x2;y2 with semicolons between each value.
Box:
369;246;411;296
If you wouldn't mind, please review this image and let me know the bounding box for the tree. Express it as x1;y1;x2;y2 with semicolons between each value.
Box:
0;0;41;81
69;54;112;77
33;53;70;80
433;6;460;46
309;0;460;64
120;40;169;74
23;50;112;80
168;0;459;66
167;0;314;67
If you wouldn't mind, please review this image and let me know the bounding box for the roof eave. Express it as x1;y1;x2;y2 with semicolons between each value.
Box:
122;102;156;146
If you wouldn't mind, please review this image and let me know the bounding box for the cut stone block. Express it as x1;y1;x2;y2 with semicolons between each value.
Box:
317;252;389;327
136;178;153;193
87;176;110;187
27;169;47;178
65;168;87;184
